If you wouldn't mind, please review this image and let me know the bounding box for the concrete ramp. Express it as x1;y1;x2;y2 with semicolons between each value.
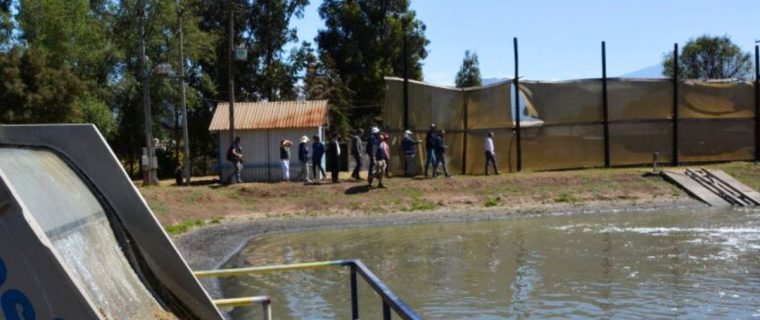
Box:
0;125;223;320
662;168;760;207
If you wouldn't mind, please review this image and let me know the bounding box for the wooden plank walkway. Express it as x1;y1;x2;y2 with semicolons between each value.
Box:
706;170;760;205
662;170;730;206
662;169;760;207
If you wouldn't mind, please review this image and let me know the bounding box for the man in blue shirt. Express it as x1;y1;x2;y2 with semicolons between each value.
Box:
311;136;326;180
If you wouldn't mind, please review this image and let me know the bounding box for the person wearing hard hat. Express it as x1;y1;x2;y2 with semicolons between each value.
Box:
297;136;312;183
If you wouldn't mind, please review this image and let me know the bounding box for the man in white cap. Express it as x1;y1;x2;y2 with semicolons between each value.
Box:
297;136;312;183
366;126;380;178
401;130;421;176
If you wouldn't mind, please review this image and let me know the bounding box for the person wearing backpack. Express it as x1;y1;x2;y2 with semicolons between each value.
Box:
226;136;244;184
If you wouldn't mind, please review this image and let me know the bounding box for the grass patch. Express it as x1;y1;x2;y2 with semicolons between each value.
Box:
407;196;437;211
165;219;206;235
184;190;206;203
149;202;168;216
554;192;579;204
484;196;501;207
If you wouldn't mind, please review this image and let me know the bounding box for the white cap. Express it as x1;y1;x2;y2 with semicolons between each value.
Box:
371;127;380;134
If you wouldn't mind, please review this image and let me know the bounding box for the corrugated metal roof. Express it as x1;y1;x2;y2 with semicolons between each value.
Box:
209;100;329;131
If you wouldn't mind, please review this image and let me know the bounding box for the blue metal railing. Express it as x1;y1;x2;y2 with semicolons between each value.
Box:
195;259;421;320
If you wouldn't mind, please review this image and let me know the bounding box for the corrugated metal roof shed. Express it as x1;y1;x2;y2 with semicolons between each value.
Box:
209;100;329;131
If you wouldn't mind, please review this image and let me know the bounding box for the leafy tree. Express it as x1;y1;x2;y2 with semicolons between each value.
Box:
663;35;752;80
455;50;481;88
111;0;215;176
316;0;429;129
0;47;84;124
301;42;353;133
12;0;118;135
246;0;309;101
0;0;11;46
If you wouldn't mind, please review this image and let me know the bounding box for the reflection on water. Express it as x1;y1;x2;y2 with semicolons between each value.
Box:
223;207;760;319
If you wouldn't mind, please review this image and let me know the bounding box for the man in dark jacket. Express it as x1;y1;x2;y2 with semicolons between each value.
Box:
366;127;379;178
226;136;243;184
424;124;437;177
312;136;326;180
326;133;341;183
351;129;364;180
432;129;450;178
297;136;312;183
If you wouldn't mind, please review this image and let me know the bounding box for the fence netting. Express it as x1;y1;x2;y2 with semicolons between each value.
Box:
383;77;756;174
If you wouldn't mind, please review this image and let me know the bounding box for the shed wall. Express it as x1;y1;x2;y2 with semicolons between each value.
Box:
218;128;322;182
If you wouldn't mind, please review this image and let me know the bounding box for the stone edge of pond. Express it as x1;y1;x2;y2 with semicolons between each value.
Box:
174;197;704;302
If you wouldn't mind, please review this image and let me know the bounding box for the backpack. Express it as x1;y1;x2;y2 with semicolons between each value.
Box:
226;145;237;162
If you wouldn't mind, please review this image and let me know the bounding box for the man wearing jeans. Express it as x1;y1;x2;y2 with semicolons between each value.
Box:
298;136;312;182
226;137;243;184
366;127;379;178
424;124;437;177
350;129;364;180
485;131;500;175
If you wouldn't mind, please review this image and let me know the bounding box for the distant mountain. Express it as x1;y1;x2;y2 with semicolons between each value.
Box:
619;64;665;78
481;77;510;86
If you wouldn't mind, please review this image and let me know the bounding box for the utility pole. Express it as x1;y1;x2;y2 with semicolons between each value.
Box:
227;0;236;146
139;0;157;185
178;4;191;185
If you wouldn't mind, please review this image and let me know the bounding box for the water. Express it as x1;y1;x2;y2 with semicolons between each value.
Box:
223;207;760;319
0;148;165;319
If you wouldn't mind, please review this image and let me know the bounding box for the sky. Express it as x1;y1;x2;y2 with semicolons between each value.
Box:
290;0;760;85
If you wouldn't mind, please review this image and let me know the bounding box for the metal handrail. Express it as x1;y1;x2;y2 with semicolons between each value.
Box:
195;259;421;320
212;296;271;320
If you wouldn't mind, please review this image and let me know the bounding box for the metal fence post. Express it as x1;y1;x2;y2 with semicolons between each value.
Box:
602;41;610;168
262;300;272;320
513;37;522;172
350;264;359;320
755;44;759;162
383;300;392;320
672;43;679;166
462;89;468;174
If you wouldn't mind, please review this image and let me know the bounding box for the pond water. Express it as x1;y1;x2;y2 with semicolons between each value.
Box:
222;208;760;319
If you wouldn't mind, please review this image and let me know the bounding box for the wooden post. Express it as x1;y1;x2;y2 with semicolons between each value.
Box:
755;45;759;162
513;37;522;172
178;6;191;185
602;41;610;167
672;43;679;166
461;89;468;174
227;0;236;146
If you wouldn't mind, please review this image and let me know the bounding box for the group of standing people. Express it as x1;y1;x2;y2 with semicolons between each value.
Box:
286;134;341;183
225;124;500;185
